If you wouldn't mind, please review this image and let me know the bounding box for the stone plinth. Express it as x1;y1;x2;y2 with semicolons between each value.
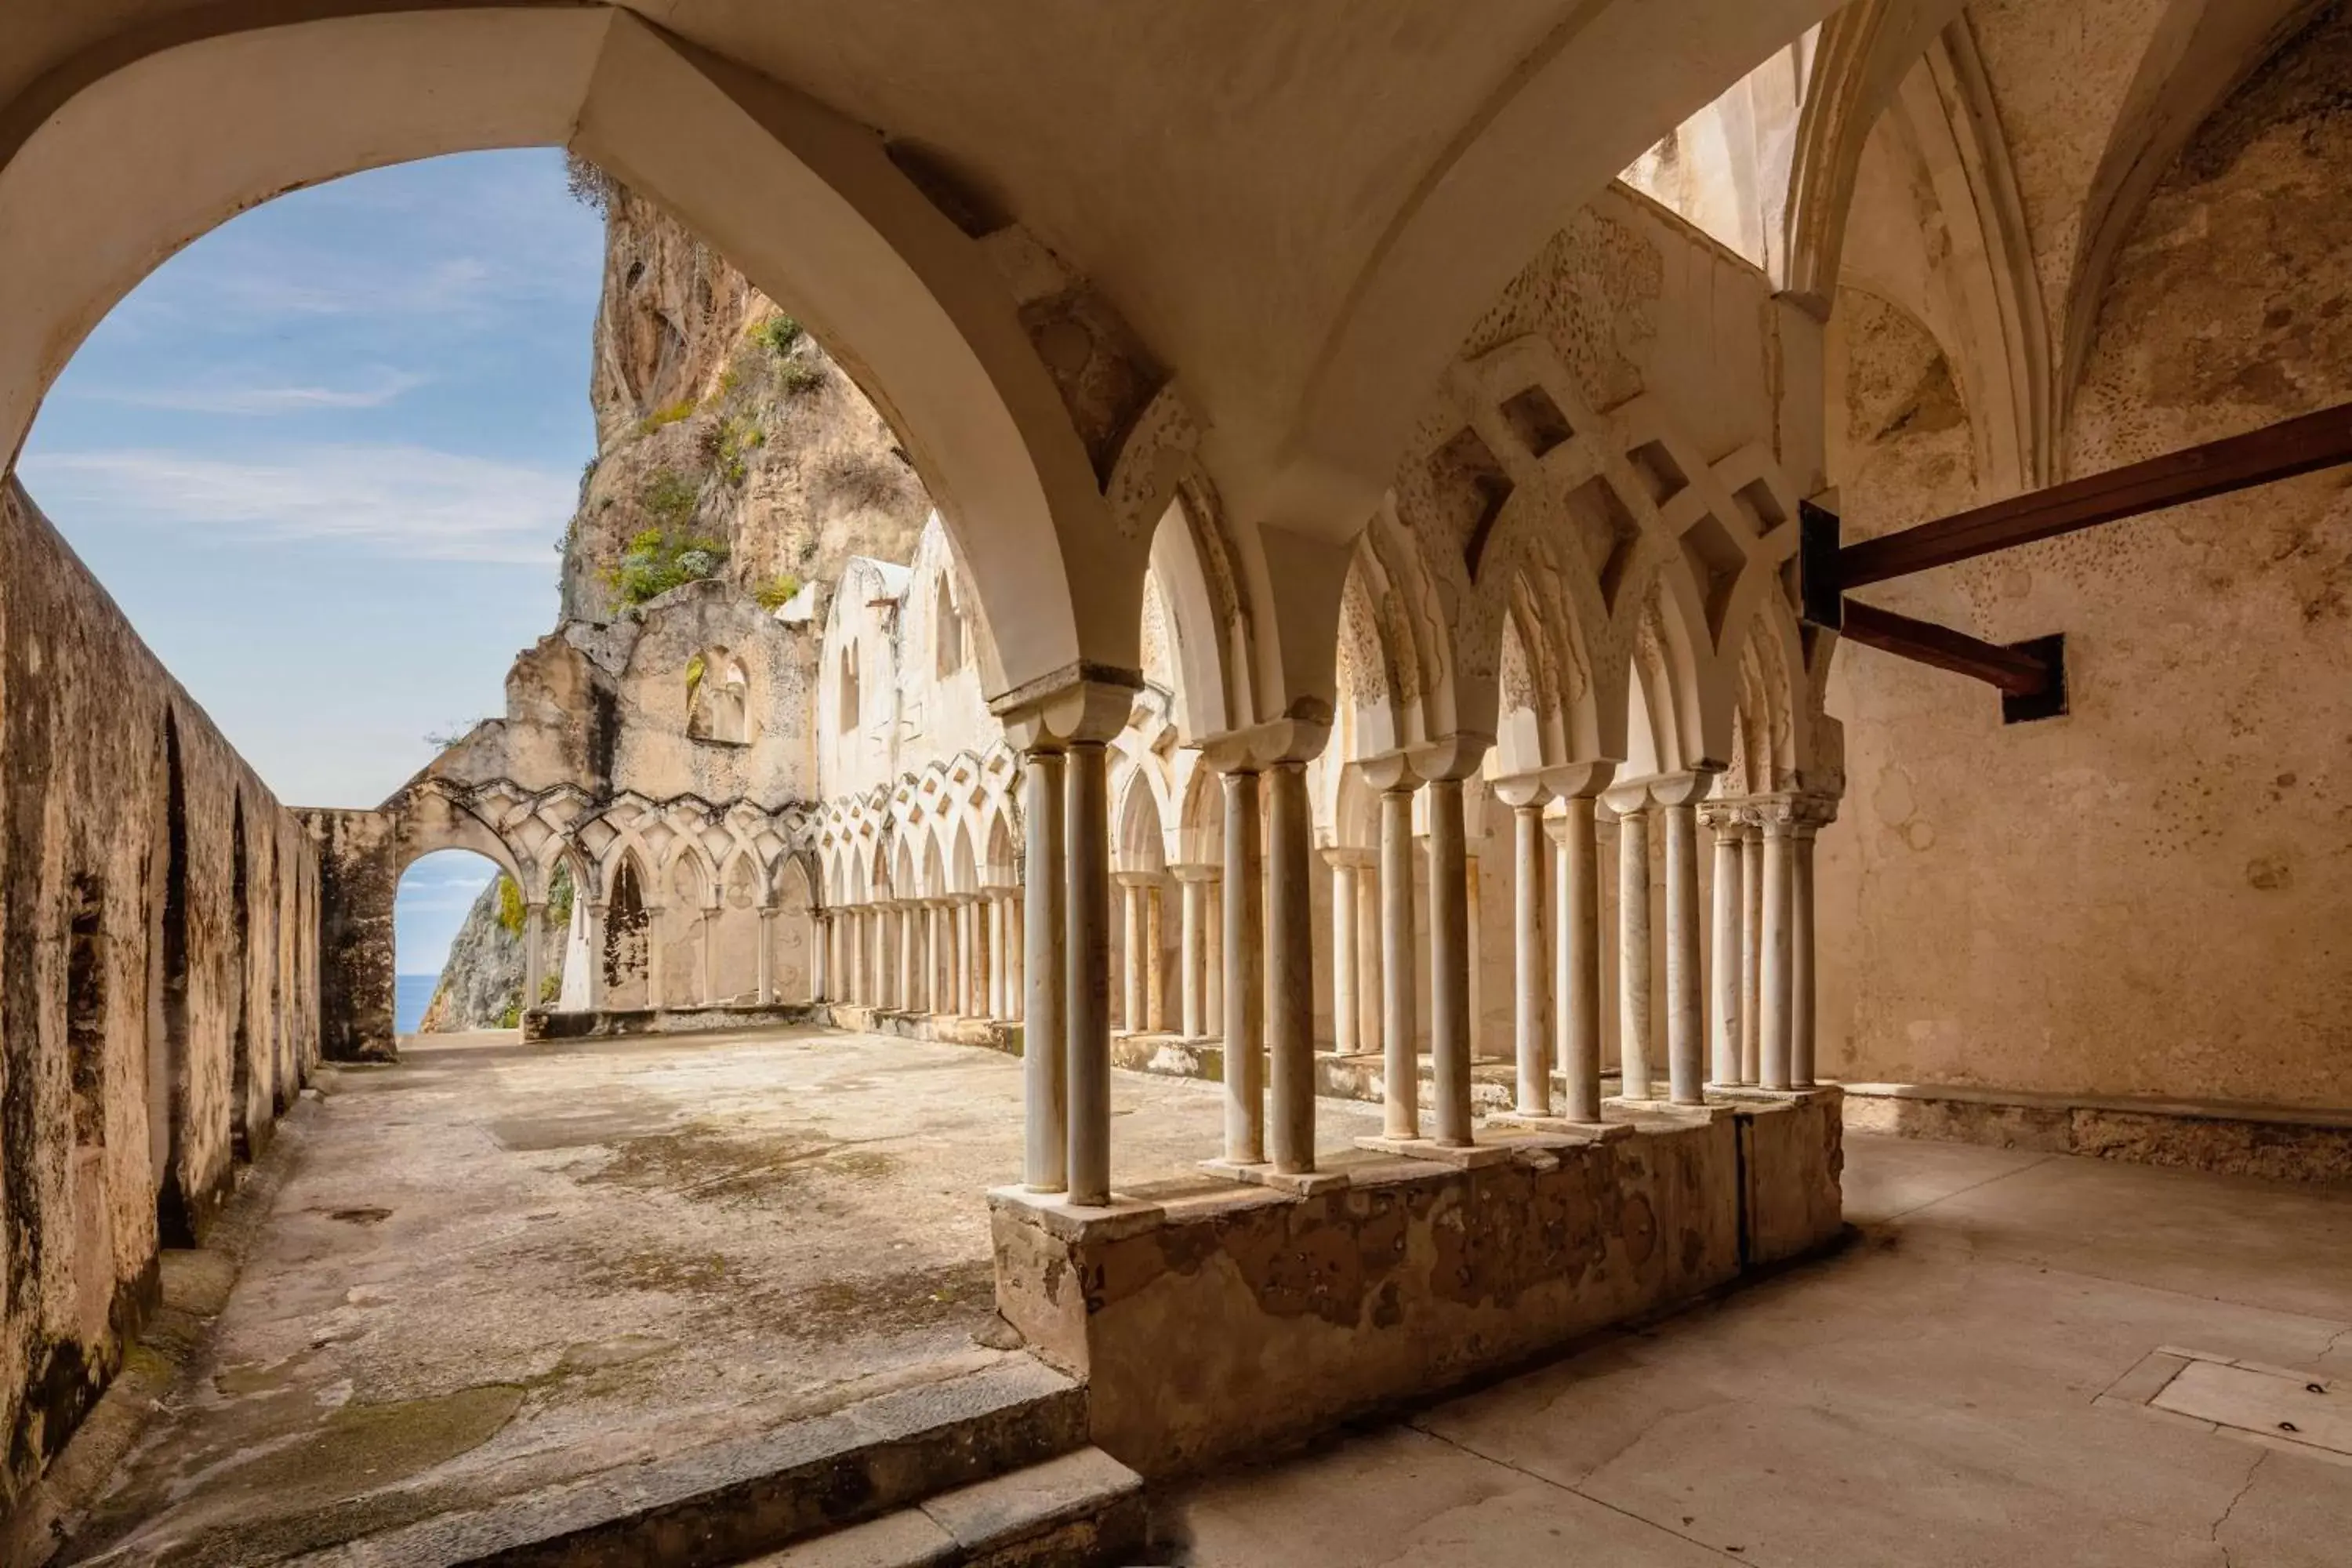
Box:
989;1088;1843;1478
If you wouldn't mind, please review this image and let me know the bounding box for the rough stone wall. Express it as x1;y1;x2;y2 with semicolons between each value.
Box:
416;874;568;1033
1818;7;2352;1109
993;1096;1841;1479
0;478;318;1516
562;181;931;625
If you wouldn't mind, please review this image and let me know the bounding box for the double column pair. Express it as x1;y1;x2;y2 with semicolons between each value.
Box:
1116;876;1168;1034
1011;679;1136;1207
1602;771;1716;1106
1700;796;1829;1091
1204;742;1321;1180
1356;737;1484;1149
1490;766;1612;1124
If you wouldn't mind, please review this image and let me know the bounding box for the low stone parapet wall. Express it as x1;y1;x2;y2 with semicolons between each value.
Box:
822;1004;1023;1054
991;1087;1843;1478
522;1002;823;1041
1839;1081;2352;1185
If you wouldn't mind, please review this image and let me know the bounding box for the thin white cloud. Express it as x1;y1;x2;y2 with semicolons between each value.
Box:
82;368;430;416
17;444;573;565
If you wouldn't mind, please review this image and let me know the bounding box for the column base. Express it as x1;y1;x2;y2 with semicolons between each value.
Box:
986;1185;1167;1241
1608;1095;1741;1125
1485;1115;1638;1144
1198;1158;1350;1196
1352;1135;1515;1169
1711;1083;1835;1103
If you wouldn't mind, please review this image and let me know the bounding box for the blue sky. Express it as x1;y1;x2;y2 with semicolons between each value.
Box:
15;148;606;972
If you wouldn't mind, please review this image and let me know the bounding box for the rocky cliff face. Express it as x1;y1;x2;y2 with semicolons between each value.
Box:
427;166;935;1023
419;877;524;1031
559;174;933;622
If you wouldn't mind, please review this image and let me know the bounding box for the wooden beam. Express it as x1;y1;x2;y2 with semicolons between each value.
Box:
1839;400;2352;588
1838;600;2050;697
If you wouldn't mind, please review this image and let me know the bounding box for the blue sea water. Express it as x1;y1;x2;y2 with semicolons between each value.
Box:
394;973;441;1036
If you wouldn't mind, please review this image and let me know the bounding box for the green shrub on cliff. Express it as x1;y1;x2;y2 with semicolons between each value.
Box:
606;525;731;606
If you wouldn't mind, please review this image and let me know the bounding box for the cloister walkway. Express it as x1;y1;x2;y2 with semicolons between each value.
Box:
1167;1135;2352;1566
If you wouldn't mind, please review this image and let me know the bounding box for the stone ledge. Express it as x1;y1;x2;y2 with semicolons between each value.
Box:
1837;1080;2352;1184
524;1002;822;1041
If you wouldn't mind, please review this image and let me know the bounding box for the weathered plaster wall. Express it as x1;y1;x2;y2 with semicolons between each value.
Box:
1819;8;2352;1110
0;478;318;1515
993;1094;1842;1479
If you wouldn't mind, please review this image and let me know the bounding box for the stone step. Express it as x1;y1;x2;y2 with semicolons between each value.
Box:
735;1447;1147;1568
287;1356;1088;1567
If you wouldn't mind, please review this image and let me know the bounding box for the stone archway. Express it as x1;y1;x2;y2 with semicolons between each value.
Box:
306;785;530;1062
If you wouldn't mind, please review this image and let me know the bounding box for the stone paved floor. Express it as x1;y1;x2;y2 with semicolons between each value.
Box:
60;1024;1381;1565
1161;1134;2352;1566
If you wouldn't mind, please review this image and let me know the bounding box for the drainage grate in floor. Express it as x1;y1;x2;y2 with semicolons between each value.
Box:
2098;1346;2349;1462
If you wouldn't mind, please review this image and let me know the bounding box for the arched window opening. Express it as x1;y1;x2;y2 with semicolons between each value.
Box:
935;576;966;678
606;855;653;1007
838;644;862;735
394;849;537;1035
687;648;753;745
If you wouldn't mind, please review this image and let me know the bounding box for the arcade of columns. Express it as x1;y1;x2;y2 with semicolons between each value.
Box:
815;757;1835;1204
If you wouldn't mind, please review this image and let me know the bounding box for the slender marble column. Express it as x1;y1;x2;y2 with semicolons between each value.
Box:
1328;855;1361;1057
811;912;829;1003
1378;787;1420;1139
1007;894;1024;1022
895;905;915;1010
1761;817;1795;1091
1204;875;1222;1036
1556;798;1602;1121
1740;825;1762;1086
1144;884;1166;1033
1707;811;1743;1085
971;895;990;1017
1022;749;1067;1192
986;895;1006;1018
583;902;608;1010
863;908;879;1006
1065;741;1113;1205
1266;762;1316;1175
1662;800;1703;1105
963;898;982;1016
1221;769;1265;1165
1792;825;1818;1088
1426;777;1473;1146
1178;870;1209;1040
837;907;856;1006
699;909;719;1005
757;907;775;1005
1121;879;1146;1032
1616;807;1653;1100
523;902;546;1015
1512;800;1548;1116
